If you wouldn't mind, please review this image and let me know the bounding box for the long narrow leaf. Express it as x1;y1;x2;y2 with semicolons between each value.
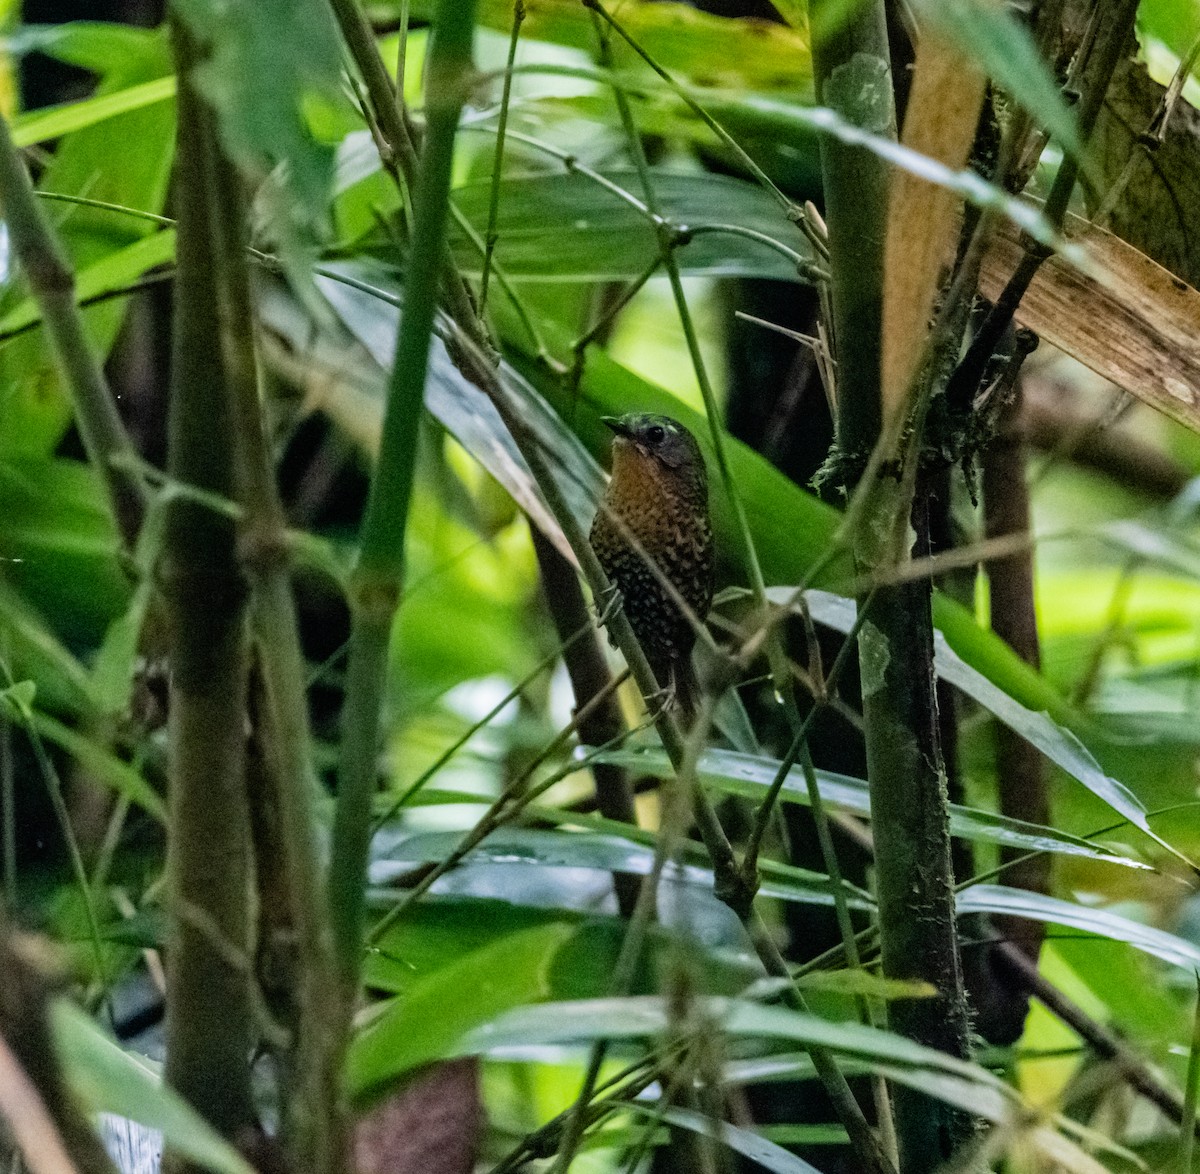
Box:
795;588;1196;869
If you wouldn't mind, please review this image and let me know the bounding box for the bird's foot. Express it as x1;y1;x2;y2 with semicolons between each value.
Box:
646;680;678;720
594;584;623;629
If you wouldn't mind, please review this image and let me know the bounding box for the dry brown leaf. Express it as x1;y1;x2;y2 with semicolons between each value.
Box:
979;216;1200;433
882;32;985;437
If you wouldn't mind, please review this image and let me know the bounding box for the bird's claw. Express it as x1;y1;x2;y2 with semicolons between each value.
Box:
646;681;678;719
595;584;623;628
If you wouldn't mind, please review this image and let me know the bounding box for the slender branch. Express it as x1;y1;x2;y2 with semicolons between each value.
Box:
980;376;1048;1044
478;0;524;317
991;940;1196;1134
0;116;147;552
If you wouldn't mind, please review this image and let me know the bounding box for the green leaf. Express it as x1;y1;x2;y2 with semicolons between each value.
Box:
5;22;168;75
440;0;814;94
374;822;868;910
10;76;175;147
348;922;576;1100
0;678;35;721
796;588;1195;869
303;260;598;558
0;579;95;718
592;744;1148;869
459;994;1002;1082
171;0;345;242
0;230;176;338
631;1104;826;1174
51;1000;256;1174
32;710;165;822
0;459;128;649
4;29;175;456
957;884;1200;972
365;898;579;994
445;169;812;282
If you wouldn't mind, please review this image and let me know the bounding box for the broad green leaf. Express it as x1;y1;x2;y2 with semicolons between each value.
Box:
4;28;175;457
0;678;35;720
365;898;579;994
0;459;128;648
1138;0;1200;61
415;0;813;95
0;579;94;717
591;744;1148;869
349;922;576;1100
459;994;1003;1083
464;94;1079;259
302;261;596;561
372;823;866;909
9;76;175;147
446;170;812;282
52;1000;256;1174
956;884;1200;972
5;22;167;75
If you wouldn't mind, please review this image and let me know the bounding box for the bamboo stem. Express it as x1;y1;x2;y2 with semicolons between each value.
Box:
328;0;479;1000
160;24;256;1154
0;115;147;553
192;61;348;1174
807;1;973;1168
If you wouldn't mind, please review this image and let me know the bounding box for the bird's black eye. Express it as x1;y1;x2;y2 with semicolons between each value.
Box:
646;425;666;444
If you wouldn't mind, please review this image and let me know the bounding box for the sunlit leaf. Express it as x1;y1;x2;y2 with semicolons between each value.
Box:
349;922;576;1099
9;76;175;147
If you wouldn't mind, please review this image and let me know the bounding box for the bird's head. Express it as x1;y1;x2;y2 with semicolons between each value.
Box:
601;414;706;486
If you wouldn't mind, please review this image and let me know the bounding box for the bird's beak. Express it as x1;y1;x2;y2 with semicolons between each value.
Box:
601;416;632;439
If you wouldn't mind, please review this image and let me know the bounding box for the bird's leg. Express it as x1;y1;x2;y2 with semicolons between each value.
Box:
644;666;679;720
593;582;623;630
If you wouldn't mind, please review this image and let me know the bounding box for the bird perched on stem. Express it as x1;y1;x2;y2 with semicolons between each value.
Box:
590;413;714;712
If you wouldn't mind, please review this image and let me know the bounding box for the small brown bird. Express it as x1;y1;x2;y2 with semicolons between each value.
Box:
590;413;714;704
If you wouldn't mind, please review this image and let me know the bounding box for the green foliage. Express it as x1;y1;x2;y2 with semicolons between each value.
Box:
52;1001;256;1174
170;0;346;243
4;4;1200;1172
